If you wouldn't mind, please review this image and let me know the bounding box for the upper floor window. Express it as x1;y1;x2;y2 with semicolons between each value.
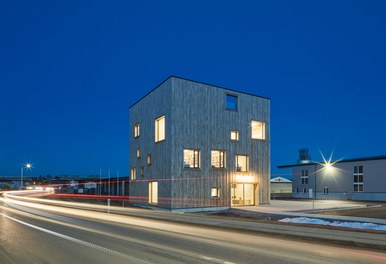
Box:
155;115;165;142
184;149;200;169
251;120;265;140
231;130;239;141
226;94;238;110
134;123;140;138
131;168;136;180
137;148;141;159
211;150;226;168
235;155;248;172
301;170;308;184
353;165;364;192
141;166;144;177
147;154;151;165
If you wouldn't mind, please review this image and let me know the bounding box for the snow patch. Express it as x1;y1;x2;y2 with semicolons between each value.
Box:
279;217;386;231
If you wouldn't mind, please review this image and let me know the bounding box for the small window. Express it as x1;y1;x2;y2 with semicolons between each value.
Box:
211;187;220;198
148;182;158;204
235;155;248;172
323;187;329;194
211;150;226;168
131;168;136;180
155;115;165;142
147;154;151;165
251;120;265;140
137;148;141;159
141;167;144;177
303;188;307;193
183;149;200;168
226;94;238;110
134;123;140;138
231;131;239;141
295;188;299;193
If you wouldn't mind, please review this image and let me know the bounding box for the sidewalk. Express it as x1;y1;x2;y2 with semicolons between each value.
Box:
238;200;386;225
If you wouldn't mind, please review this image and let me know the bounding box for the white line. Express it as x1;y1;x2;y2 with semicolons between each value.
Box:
0;212;152;264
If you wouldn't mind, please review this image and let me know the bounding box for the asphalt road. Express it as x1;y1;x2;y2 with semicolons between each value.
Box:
1;195;386;264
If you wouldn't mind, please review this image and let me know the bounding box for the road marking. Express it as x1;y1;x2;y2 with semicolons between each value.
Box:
0;212;152;264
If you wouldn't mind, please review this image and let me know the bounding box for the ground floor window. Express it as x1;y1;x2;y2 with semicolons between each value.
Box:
211;187;220;198
231;183;254;206
323;187;329;194
148;182;158;204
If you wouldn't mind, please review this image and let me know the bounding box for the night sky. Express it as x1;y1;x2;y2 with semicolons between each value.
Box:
1;1;386;178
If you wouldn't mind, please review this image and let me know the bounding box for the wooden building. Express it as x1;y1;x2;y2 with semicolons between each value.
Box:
129;76;270;211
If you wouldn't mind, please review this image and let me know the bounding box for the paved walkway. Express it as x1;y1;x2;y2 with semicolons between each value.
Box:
236;200;386;225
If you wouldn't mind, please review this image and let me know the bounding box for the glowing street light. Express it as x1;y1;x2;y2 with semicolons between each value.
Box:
20;162;32;189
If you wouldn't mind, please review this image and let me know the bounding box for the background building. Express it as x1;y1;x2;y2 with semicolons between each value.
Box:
270;177;292;199
278;153;386;201
129;76;270;211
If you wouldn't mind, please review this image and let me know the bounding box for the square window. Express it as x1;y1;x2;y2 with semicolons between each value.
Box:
211;150;226;168
235;155;248;172
184;149;200;168
251;120;265;140
134;123;140;138
231;131;239;141
211;187;220;198
155;115;165;142
226;94;238;110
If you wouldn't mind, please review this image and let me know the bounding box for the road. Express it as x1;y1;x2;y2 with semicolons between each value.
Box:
1;192;386;264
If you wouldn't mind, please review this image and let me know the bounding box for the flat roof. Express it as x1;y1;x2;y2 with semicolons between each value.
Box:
129;75;270;109
278;155;386;169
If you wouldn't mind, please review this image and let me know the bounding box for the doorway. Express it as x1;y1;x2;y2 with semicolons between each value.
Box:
231;184;255;206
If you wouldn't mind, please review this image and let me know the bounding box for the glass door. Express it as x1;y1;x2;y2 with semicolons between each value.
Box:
231;184;255;206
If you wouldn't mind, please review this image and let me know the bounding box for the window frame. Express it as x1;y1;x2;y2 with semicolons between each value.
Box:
211;150;226;168
353;165;364;192
301;170;309;185
148;181;158;204
137;148;141;159
155;115;165;143
211;187;220;198
251;120;266;140
183;149;200;169
147;154;151;166
134;123;140;138
130;168;136;180
226;94;238;111
230;130;239;141
235;154;249;172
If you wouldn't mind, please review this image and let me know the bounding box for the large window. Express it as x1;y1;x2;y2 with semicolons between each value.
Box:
301;170;308;184
226;94;238;110
235;155;248;172
155;115;165;142
251;120;265;140
353;165;364;192
184;149;200;168
134;123;140;138
131;168;136;180
231;130;239;141
211;150;226;168
148;182;158;204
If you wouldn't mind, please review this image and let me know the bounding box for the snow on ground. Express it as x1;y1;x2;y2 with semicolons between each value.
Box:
279;217;386;231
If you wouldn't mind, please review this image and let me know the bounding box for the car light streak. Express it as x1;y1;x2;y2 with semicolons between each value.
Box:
0;212;152;264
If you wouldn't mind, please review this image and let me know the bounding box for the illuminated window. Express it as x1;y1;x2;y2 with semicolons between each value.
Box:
148;182;158;204
211;150;226;168
235;155;248;172
251;120;265;140
184;149;200;168
353;166;364;192
231;131;239;141
134;123;140;138
211;187;220;198
155;115;165;142
226;94;238;110
141;167;144;177
137;148;141;158
147;154;151;165
131;168;136;180
301;170;308;184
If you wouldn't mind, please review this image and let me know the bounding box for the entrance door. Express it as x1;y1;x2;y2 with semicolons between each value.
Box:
231;184;255;206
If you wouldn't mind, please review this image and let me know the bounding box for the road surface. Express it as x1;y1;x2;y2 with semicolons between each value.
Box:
1;192;386;264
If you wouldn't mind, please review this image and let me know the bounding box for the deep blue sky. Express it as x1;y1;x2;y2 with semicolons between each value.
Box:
1;0;386;177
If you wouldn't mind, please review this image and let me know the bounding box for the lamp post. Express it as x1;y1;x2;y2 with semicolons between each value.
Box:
20;162;32;189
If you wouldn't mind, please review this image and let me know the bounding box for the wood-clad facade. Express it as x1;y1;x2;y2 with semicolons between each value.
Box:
129;76;270;211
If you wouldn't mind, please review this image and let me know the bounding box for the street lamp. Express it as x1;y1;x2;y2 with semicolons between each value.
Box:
20;162;32;189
